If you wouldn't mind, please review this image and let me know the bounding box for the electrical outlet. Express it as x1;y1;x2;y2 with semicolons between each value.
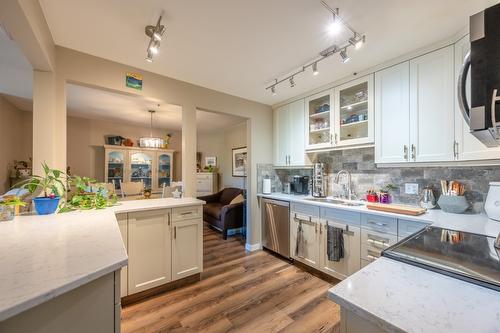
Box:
405;183;419;195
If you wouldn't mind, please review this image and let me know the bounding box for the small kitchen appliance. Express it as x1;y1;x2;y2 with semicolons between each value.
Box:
312;163;326;198
458;3;500;147
262;175;271;195
419;187;436;209
484;182;500;221
292;175;310;195
283;182;291;194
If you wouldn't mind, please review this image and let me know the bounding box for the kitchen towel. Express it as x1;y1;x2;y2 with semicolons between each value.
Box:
327;224;344;262
295;221;306;258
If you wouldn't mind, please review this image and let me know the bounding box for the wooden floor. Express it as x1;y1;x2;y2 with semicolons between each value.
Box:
121;223;340;333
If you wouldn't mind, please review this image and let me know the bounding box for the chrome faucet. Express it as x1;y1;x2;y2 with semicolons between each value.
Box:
334;170;352;201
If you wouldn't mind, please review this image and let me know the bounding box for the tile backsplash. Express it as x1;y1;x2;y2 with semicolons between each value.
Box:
258;148;500;212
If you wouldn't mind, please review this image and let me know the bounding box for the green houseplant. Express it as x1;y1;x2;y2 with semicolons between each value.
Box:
0;195;26;221
60;176;118;212
18;162;66;215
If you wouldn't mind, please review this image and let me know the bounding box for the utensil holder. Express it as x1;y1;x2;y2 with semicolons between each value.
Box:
437;195;469;214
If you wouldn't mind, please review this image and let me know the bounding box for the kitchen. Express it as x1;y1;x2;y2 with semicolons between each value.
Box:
0;1;499;333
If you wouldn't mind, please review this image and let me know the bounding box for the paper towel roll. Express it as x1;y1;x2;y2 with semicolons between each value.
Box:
263;178;271;194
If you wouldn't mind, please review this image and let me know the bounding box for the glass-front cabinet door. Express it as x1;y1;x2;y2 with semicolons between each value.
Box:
129;151;153;190
106;150;126;189
305;90;334;150
334;75;374;147
156;153;172;190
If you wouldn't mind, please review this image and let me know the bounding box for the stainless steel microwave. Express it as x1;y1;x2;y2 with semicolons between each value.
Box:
458;3;500;147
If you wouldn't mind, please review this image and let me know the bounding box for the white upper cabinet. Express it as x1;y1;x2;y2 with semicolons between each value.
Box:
454;35;500;161
409;46;455;162
305;90;334;150
273;99;308;166
375;62;410;163
334;75;374;147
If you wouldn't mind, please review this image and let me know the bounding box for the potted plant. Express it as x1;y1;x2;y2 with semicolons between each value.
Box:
19;163;66;215
366;189;378;202
60;176;118;212
378;184;398;204
0;195;26;221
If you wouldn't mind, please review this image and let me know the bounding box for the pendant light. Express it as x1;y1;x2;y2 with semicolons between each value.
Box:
140;109;165;148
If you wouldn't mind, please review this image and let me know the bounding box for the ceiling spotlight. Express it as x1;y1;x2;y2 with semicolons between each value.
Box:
271;86;277;96
328;18;342;35
145;15;166;62
353;35;365;49
312;62;319;76
340;49;350;63
149;40;160;54
146;51;154;62
289;76;295;88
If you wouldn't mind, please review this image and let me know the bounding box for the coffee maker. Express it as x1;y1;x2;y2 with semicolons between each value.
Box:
292;175;310;195
312;163;326;197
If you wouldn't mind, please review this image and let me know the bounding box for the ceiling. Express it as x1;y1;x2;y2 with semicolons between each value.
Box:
38;0;498;105
2;84;246;134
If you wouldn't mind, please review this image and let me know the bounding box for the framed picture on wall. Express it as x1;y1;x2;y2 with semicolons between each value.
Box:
205;156;217;167
232;146;247;177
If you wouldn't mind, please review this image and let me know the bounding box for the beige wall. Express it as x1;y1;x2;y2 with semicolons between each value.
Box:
198;122;247;190
66;116;183;182
0;96;32;193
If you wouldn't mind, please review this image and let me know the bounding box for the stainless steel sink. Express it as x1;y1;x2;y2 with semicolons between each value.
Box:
304;197;365;207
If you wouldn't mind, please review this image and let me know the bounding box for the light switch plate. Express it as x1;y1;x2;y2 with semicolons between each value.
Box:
405;183;419;195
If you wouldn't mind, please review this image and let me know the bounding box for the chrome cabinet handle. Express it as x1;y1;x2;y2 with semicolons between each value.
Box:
453;141;459;159
319;224;322;234
334;133;338;144
167;212;171;226
180;211;193;216
491;88;500;129
366;254;379;261
458;51;471;126
174;226;177;239
368;220;387;227
411;144;416;161
367;238;389;248
330;134;333;144
403;145;408;161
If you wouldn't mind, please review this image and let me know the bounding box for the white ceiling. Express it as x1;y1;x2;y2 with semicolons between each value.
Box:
38;0;498;105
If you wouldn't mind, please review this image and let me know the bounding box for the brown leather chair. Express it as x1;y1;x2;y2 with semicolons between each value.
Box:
198;188;244;239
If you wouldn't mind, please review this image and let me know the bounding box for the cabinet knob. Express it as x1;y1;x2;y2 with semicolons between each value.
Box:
411;144;416;161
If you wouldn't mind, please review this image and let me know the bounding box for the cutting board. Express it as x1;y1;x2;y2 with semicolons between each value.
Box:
366;203;426;216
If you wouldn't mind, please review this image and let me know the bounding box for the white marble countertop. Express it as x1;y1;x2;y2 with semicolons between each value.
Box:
0;197;204;322
257;193;500;237
328;257;500;333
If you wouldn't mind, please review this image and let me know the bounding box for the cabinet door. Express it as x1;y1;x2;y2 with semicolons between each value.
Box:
410;46;455;162
375;62;411;163
288;99;307;165
305;91;334;150
334;75;374;147
320;222;360;280
290;214;320;268
128;209;171;294
105;149;127;190
454;35;500;161
116;213;128;298
172;218;203;280
156;152;172;191
273;104;290;166
129;151;154;189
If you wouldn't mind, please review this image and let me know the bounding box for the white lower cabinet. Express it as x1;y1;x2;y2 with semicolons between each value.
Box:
116;213;128;298
319;221;360;280
172;218;203;280
290;213;320;268
128;209;172;294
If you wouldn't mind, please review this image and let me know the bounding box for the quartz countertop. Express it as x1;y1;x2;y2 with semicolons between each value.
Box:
328;257;500;333
257;193;500;237
0;197;204;321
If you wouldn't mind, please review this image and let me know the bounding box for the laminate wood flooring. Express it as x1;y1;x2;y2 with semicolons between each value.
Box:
121;223;340;333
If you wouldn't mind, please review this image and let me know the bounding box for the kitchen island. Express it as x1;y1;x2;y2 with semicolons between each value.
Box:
0;197;204;333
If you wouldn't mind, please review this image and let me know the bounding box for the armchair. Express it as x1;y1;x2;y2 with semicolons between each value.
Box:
198;187;244;239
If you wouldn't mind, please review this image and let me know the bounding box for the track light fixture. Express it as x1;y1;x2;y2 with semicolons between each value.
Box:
312;62;319;76
340;49;350;63
265;1;365;94
145;15;166;62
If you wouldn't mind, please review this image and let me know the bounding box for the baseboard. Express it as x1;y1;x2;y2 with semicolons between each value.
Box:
245;242;261;252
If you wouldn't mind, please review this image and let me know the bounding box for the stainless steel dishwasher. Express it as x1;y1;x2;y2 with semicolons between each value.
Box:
261;198;290;258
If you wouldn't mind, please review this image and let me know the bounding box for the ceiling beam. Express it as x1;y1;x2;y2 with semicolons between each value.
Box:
0;0;55;72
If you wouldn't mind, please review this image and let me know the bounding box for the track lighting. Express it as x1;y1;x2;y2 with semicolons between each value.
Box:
328;18;342;35
271;86;277;96
289;77;295;88
145;15;166;62
312;62;319;76
340;49;350;63
350;35;365;50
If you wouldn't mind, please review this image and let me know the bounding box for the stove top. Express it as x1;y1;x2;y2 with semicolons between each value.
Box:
383;226;500;291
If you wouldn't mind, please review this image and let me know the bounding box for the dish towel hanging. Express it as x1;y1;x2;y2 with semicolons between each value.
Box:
295;221;306;258
327;223;344;262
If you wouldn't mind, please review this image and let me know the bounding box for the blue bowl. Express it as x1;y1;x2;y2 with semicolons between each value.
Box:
33;197;60;215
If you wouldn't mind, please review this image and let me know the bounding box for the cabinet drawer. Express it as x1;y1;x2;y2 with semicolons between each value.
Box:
361;229;398;261
172;205;202;222
398;219;429;238
197;174;212;180
361;214;397;235
320;207;360;226
291;202;319;218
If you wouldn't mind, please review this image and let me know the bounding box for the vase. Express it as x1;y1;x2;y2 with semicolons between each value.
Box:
0;206;15;222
